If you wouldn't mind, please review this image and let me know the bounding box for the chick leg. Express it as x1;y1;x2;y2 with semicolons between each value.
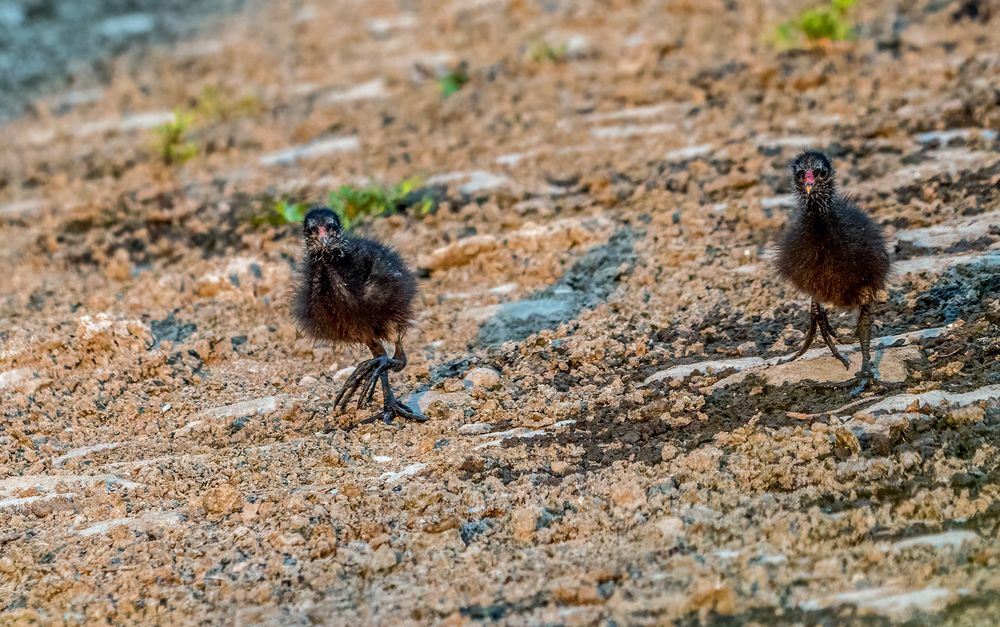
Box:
334;342;390;411
779;300;819;365
816;302;850;369
334;340;426;422
379;337;426;423
819;305;879;395
818;306;841;342
847;304;875;396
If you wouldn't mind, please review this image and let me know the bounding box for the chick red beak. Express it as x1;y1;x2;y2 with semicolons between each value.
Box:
317;226;327;239
804;170;815;195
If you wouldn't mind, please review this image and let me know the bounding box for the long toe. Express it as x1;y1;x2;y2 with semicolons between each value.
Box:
358;367;385;410
392;401;428;422
335;358;386;410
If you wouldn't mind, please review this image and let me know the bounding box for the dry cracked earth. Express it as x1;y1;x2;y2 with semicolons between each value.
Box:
1;0;999;625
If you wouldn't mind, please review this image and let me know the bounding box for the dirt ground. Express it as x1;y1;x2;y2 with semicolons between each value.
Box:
1;0;999;624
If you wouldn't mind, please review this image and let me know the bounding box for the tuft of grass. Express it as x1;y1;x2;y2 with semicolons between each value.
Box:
773;0;856;49
328;177;434;229
263;179;436;230
194;85;261;122
150;86;262;166
151;111;198;166
524;39;569;64
438;62;469;98
250;200;308;228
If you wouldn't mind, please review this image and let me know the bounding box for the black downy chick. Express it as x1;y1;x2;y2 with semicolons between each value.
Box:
294;207;426;423
775;151;891;393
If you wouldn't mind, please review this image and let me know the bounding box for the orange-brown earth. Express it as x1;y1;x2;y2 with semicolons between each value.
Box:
1;0;999;624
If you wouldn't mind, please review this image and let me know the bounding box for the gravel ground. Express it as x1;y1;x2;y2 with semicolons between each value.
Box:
1;0;999;624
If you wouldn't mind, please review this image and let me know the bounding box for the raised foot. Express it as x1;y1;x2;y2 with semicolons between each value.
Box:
334;356;390;411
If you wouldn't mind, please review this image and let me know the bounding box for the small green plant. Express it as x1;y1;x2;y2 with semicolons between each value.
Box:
260;179;435;231
524;39;569;64
438;62;469;98
250;200;308;228
328;177;434;229
194;85;261;122
276;200;309;225
773;0;856;49
151;110;198;166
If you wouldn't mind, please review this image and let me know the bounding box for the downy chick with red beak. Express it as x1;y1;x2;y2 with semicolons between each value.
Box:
774;151;891;394
293;207;426;423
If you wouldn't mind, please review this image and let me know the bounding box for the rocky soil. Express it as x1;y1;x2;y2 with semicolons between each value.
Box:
1;0;999;624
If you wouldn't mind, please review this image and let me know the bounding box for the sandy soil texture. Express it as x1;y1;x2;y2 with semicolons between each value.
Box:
1;0;999;624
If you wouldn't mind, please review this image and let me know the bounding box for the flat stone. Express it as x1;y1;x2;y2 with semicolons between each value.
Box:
78;511;182;537
0;198;44;217
367;14;417;36
495;151;535;166
489;283;518;295
75;111;174;137
379;463;427;485
474;419;576;449
426;170;510;194
645;326;947;388
755;135;820;149
175;396;283;436
580;102;686;123
665;144;712;162
865;150;996;192
457;423;497;435
259;135;360;166
892;530;979;552
802;586;956;619
405;391;472;413
0;493;75;510
746;345;917;388
915;128;996;146
760;194;797;209
864;384;1000;415
202;396;280;420
590;122;676;139
890;249;1000;276
322;79;387;104
644;357;767;385
53;443;120;467
0;474;141;496
895;210;1000;249
0;368;31;390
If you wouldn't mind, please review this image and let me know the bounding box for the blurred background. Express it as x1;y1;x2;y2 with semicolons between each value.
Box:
1;1;999;625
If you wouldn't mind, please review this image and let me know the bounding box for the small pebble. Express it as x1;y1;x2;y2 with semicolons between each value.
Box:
464;367;502;390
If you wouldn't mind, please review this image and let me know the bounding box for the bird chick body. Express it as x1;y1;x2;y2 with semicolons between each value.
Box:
294;232;416;346
776;194;889;309
774;151;891;392
294;207;425;423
